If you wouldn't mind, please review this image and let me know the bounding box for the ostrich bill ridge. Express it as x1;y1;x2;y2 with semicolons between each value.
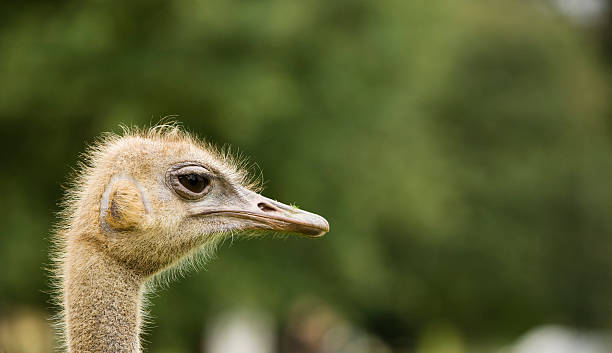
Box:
54;125;329;352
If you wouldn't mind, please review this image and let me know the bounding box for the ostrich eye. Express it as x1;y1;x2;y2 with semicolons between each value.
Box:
167;164;214;200
178;173;209;193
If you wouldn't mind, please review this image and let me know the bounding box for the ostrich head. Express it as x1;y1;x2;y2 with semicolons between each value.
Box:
66;125;329;277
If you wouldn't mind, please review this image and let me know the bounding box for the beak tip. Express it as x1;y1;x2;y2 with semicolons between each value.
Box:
310;216;329;238
322;218;330;233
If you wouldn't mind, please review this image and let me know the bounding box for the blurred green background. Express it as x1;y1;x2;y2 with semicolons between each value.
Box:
2;0;612;352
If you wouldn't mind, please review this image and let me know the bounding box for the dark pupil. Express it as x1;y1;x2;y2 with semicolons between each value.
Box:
178;174;209;193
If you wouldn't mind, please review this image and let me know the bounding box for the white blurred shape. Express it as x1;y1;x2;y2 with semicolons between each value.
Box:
204;308;274;353
322;322;390;353
551;0;608;25
285;297;391;353
509;325;611;353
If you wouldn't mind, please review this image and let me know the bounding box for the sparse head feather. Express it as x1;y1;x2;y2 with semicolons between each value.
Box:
98;123;261;191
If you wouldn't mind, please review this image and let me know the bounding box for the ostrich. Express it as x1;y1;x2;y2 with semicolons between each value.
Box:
51;124;329;352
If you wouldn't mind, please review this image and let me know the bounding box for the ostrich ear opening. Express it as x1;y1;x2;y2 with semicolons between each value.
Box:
102;178;146;231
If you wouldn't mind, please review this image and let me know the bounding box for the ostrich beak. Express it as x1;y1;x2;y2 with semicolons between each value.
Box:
192;187;329;238
242;189;330;237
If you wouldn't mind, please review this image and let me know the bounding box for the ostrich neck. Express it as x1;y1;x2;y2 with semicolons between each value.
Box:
64;240;145;353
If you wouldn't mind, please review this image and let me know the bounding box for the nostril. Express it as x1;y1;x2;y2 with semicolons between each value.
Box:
258;202;277;213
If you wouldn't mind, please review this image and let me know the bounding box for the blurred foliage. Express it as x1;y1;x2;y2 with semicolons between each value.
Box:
1;0;612;352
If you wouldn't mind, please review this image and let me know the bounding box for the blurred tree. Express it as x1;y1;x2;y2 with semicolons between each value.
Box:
0;1;611;352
